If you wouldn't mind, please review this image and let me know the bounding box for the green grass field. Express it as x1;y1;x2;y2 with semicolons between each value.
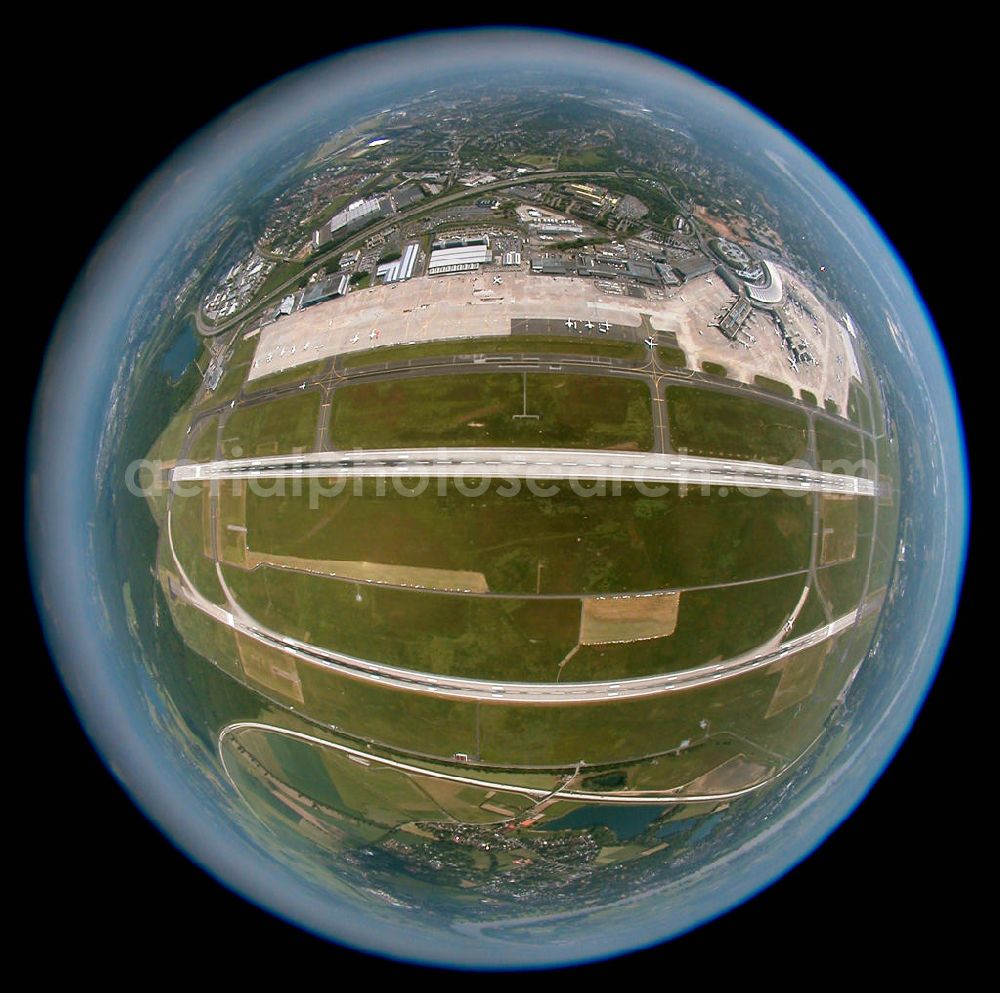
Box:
565;573;809;680
815;418;865;468
167;484;225;603
666;386;809;464
187;417;218;462
701;362;727;377
224;565;579;679
816;496;875;615
221;565;810;682
753;376;795;398
328;372;654;451
147;408;193;465
340;335;648;369
656;346;687;368
244;481;813;595
222;390;321;457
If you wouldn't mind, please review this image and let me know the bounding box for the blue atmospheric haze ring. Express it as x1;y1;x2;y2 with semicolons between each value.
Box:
26;28;969;968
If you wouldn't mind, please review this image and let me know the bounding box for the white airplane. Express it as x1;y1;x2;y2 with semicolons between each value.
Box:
369;329;380;341
598;321;610;333
493;276;503;285
644;336;656;348
584;321;595;330
565;319;578;329
349;333;360;344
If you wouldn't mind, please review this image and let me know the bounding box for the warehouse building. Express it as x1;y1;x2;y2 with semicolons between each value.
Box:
301;273;349;308
673;255;715;282
376;242;420;283
427;240;493;275
313;196;388;248
531;258;571;276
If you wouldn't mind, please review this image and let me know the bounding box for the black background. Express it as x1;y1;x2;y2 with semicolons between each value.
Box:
23;14;973;979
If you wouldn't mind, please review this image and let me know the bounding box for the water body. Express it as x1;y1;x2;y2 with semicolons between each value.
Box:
159;317;199;382
541;804;663;840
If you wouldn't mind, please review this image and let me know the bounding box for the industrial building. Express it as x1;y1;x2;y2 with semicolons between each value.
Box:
301;273;349;308
626;261;659;285
655;262;681;286
673;255;715;281
313;196;387;248
427;239;492;276
562;182;610;207
376;243;419;284
390;184;424;211
530;258;571;276
576;254;621;279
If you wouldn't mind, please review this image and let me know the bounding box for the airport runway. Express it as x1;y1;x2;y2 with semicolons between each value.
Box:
172;445;876;496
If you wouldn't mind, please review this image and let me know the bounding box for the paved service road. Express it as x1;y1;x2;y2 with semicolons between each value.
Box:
172;445;876;496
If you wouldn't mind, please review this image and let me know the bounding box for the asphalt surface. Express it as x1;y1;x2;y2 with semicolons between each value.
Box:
172;445;876;495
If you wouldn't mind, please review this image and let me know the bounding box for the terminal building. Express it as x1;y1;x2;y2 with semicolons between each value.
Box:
746;260;784;305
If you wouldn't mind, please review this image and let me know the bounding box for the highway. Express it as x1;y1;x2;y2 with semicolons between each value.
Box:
218;721;785;806
195;169;621;337
172;445;876;496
